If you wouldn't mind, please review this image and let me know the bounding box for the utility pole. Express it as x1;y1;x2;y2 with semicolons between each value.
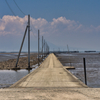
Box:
44;40;45;57
47;44;49;54
67;45;69;53
46;42;47;56
15;25;28;68
48;48;49;54
28;14;30;69
83;58;87;85
47;44;48;54
38;29;40;66
42;36;43;60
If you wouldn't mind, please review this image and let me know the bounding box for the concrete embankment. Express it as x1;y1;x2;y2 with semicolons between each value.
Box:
10;53;87;88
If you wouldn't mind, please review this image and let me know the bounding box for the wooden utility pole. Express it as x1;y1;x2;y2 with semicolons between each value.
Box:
15;26;28;68
45;42;47;56
44;40;45;57
42;36;43;60
14;15;32;70
15;26;27;68
67;45;69;52
38;30;40;66
83;58;87;85
28;14;30;69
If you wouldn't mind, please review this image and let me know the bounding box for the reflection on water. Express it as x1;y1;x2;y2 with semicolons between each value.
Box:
0;53;38;88
0;66;38;88
68;68;100;88
58;53;100;88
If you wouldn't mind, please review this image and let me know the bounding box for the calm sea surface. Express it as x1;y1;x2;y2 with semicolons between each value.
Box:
0;53;38;88
57;52;100;88
0;68;37;88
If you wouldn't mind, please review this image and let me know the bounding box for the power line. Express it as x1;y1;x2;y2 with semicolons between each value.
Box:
30;27;38;38
5;0;16;16
13;0;26;15
5;0;31;26
5;0;27;25
30;21;38;37
31;22;37;32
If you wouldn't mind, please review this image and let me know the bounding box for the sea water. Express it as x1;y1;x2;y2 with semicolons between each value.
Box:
0;52;38;88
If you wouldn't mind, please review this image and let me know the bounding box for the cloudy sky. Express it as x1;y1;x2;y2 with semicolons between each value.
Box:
0;0;100;51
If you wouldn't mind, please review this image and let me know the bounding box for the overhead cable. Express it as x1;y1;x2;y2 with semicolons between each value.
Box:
13;0;26;15
5;0;16;16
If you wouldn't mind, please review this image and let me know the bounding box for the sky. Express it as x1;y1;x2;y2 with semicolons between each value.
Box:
0;0;100;52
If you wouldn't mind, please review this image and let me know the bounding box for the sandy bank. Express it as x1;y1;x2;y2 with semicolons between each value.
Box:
0;53;42;70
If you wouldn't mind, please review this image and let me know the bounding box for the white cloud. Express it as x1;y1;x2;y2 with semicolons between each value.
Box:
0;15;27;36
0;15;100;36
